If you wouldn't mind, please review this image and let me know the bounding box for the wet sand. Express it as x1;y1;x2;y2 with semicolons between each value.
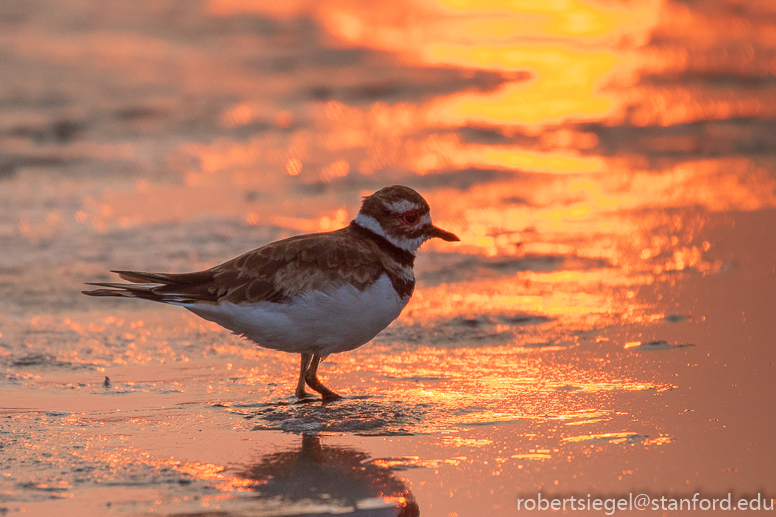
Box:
1;0;775;515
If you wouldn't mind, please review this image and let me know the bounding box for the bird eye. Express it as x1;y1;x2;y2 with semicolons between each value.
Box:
402;210;420;225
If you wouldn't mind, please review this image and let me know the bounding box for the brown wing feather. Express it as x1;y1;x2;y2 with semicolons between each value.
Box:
213;228;384;303
114;270;214;285
83;226;387;304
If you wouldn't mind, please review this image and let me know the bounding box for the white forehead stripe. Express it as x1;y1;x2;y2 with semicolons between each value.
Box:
385;199;421;213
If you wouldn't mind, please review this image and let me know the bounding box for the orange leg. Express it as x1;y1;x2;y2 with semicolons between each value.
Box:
304;353;341;400
295;353;312;399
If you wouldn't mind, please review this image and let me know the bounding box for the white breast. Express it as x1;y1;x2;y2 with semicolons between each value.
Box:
185;274;408;356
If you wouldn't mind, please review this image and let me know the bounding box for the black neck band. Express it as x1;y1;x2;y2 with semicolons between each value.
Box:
349;220;415;268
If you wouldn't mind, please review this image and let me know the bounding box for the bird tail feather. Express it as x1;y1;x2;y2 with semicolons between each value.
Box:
82;269;218;304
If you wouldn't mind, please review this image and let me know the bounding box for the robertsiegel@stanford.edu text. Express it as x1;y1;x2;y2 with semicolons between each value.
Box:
516;492;774;514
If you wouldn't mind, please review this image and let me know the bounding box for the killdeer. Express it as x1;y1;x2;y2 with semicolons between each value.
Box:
83;185;459;400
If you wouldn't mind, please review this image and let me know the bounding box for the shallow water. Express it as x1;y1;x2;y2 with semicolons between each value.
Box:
1;0;775;515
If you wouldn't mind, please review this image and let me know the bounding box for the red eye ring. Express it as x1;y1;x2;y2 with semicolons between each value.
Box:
402;210;420;225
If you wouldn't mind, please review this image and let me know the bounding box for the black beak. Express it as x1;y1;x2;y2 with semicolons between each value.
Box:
428;224;460;242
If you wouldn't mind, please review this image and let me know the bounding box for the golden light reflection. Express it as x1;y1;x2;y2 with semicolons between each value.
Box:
314;343;679;433
173;461;254;492
371;456;463;469
562;432;673;447
429;44;618;126
483;148;605;173
12;0;767;427
510;453;552;460
436;0;661;42
205;0;661;131
58;440;256;494
7;0;776;512
407;274;629;332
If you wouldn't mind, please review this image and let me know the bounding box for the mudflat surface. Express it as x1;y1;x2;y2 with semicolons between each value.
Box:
1;0;775;515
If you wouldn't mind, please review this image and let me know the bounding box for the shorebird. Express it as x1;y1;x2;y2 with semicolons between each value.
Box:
83;185;459;400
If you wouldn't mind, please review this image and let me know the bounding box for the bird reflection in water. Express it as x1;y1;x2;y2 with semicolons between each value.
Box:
239;434;420;517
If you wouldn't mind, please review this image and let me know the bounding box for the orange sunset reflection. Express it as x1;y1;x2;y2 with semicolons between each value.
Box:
6;0;776;512
7;0;774;362
17;0;768;358
0;0;776;517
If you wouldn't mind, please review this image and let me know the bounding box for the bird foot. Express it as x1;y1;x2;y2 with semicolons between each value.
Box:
305;374;341;401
